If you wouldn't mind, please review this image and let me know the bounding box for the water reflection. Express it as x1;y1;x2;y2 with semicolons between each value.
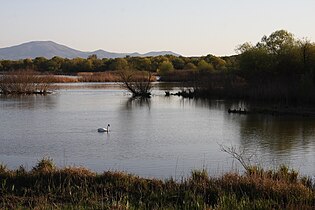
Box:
0;94;57;110
125;97;151;110
178;97;315;172
239;115;315;153
175;97;246;112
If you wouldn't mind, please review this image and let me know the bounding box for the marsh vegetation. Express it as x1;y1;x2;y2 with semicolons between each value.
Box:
0;158;314;209
0;70;54;94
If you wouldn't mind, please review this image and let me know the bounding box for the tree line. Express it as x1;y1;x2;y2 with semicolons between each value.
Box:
0;53;234;74
1;30;314;78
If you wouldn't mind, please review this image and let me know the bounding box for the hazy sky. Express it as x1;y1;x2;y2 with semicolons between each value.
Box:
1;0;314;56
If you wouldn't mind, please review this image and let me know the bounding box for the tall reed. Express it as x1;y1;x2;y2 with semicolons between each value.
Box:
0;70;54;94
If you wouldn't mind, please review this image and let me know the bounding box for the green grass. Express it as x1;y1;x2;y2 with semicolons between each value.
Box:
0;159;314;209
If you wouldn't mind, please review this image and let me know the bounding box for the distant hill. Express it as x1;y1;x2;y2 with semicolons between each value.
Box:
0;41;180;60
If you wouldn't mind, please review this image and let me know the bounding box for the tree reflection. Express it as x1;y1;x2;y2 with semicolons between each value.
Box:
238;114;315;154
125;97;151;110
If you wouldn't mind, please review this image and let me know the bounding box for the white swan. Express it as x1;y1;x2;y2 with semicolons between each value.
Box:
98;124;110;133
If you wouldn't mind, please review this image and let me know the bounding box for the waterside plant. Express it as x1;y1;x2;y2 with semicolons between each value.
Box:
0;158;314;209
0;70;54;95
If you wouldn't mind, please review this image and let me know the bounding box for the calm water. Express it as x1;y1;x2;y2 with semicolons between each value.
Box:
0;83;314;178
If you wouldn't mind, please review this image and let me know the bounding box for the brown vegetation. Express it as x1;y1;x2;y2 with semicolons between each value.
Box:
77;71;122;82
48;75;78;83
0;70;54;94
0;158;314;209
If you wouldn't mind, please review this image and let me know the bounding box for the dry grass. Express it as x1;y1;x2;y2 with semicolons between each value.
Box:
0;70;55;94
0;158;314;209
77;71;121;82
77;71;157;82
48;76;79;83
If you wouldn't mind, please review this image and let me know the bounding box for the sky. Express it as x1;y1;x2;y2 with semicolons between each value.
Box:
0;0;315;56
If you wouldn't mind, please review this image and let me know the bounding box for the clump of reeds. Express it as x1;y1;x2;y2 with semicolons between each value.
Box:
48;76;78;83
76;71;157;83
0;158;314;209
0;70;54;94
77;71;121;82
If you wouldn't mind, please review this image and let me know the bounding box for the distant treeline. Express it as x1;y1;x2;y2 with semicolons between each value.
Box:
0;53;235;74
2;30;315;103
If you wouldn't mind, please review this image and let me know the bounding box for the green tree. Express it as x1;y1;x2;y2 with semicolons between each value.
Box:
298;39;315;73
33;57;49;72
88;54;98;60
237;30;303;77
197;60;213;72
158;61;174;75
204;54;226;70
171;57;185;69
184;62;197;70
259;30;296;55
109;58;129;70
46;56;64;72
128;57;152;71
0;60;13;71
23;58;34;70
237;44;272;73
151;56;169;72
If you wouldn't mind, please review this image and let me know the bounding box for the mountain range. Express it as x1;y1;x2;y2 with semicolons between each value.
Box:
0;41;180;60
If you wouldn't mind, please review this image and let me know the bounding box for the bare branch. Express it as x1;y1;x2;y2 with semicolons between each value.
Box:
219;144;253;171
118;70;152;98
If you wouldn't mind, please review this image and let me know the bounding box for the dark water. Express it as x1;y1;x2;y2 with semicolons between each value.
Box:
0;83;314;178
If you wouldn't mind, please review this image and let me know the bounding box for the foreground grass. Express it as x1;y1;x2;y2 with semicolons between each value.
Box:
0;158;314;209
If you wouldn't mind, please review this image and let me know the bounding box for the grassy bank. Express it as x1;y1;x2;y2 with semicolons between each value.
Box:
0;158;314;209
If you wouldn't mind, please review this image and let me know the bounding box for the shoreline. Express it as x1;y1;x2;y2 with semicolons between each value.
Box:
1;158;314;209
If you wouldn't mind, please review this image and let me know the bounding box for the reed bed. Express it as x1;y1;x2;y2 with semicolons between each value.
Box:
77;72;121;82
0;70;55;94
77;71;157;83
48;76;79;83
0;158;314;209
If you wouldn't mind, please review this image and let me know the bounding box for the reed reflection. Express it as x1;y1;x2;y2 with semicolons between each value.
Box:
0;94;57;110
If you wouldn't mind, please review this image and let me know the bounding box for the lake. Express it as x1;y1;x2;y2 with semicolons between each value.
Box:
0;83;314;179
